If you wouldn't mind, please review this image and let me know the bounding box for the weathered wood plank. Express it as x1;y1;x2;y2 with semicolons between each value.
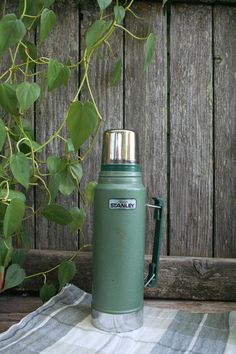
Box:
22;250;236;300
125;2;168;255
35;1;79;250
169;5;213;257
80;4;123;245
214;7;236;257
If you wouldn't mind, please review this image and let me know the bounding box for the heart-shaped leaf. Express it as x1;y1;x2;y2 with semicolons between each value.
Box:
3;264;25;291
0;14;26;55
69;162;83;186
67;101;99;151
3;198;25;238
12;249;27;267
47;156;67;174
97;0;112;10
16;82;40;112
0;189;26;202
0;266;4;290
10;152;30;189
85;181;97;204
58;260;76;289
58;166;76;196
0;119;6;153
47;59;70;91
0;84;18;115
40;8;57;43
144;33;156;71
86;20;112;48
114;6;125;24
48;174;60;203
40;283;57;303
69;207;85;233
42;204;73;225
110;59;122;86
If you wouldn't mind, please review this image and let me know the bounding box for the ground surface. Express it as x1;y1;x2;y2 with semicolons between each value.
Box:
1;294;236;334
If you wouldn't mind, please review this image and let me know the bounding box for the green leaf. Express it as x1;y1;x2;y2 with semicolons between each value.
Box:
12;249;27;267
40;283;57;303
85;181;97;204
16;82;40;112
0;14;26;55
65;138;75;154
47;59;70;91
69;162;83;186
0;189;26;202
47;156;67;174
19;40;37;72
0;84;18;115
110;59;122;86
67;101;99;151
44;0;56;8
3;198;25;238
144;33;156;71
10;152;30;189
22;119;34;139
0;238;13;267
40;8;57;43
69;207;85;233
48;174;60;203
0;265;4;290
19;140;42;154
19;0;44;27
58;166;76;196
0;119;6;153
97;0;112;10
3;263;25;291
42;204;73;225
58;260;76;289
20;229;31;249
114;6;125;24
86;20;112;48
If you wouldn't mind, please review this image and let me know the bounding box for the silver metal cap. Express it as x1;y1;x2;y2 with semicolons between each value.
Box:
101;129;139;164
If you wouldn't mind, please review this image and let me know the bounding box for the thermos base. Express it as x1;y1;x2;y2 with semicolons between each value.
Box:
91;308;143;333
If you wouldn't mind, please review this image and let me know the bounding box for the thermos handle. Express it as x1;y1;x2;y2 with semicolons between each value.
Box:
144;197;164;288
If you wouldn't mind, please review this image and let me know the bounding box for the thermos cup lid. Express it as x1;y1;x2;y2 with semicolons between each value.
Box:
101;129;139;164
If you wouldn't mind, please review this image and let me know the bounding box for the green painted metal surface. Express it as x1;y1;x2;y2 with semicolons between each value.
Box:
92;170;146;314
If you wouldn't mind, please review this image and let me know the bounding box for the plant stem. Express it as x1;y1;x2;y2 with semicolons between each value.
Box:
20;0;27;19
81;120;102;162
25;244;92;280
115;24;148;40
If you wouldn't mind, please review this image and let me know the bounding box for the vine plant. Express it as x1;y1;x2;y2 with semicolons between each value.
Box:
0;0;156;301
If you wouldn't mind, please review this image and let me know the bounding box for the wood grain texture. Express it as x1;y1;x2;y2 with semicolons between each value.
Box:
35;1;79;250
125;2;168;255
1;295;236;334
22;249;236;300
214;7;236;257
169;5;213;257
80;3;123;245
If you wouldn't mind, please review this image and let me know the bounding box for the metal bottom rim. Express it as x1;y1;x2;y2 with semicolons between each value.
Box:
91;308;143;333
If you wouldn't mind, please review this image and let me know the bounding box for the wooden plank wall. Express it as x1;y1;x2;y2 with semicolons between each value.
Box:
0;1;236;259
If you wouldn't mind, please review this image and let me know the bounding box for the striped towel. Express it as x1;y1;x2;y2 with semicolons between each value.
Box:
0;284;235;354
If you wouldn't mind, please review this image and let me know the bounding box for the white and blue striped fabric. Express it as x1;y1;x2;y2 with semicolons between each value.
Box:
0;284;235;354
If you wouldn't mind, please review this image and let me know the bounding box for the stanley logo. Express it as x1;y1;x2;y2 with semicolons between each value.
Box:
109;199;137;210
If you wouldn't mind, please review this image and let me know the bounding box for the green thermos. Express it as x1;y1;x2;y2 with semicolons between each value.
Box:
91;129;164;332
